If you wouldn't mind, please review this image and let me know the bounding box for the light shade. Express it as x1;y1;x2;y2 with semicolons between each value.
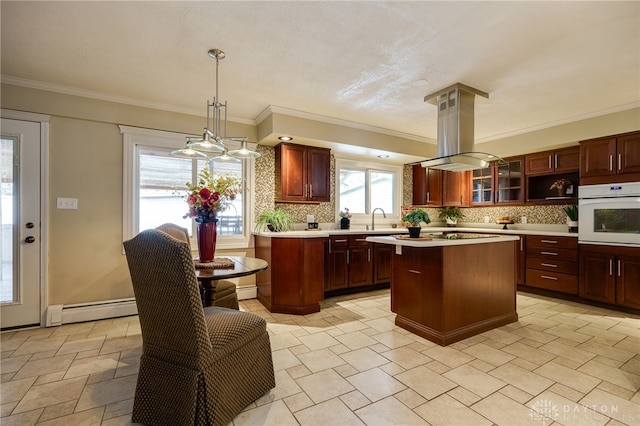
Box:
227;141;261;159
171;147;208;159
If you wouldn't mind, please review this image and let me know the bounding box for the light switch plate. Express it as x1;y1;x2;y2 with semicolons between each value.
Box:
395;245;402;255
57;197;78;209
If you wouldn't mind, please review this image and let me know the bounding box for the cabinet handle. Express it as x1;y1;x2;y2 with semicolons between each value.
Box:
554;154;558;169
460;195;463;204
347;250;349;264
309;184;313;198
618;259;621;277
609;155;613;171
541;251;558;256
548;155;552;169
328;240;331;254
408;269;422;274
541;263;558;268
541;275;558;281
609;259;613;276
618;154;622;171
355;238;367;242
540;240;557;244
335;239;348;243
427;192;430;203
520;238;524;251
368;248;371;263
304;184;308;198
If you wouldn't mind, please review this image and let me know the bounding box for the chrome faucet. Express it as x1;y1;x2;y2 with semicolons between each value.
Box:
371;208;386;231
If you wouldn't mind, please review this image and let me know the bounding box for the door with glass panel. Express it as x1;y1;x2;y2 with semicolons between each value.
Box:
1;118;42;328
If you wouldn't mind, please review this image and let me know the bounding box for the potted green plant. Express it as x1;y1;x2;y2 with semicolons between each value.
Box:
402;208;431;238
438;206;465;227
255;208;293;232
564;205;578;233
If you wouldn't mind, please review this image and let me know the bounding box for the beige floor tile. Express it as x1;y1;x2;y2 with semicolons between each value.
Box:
535;361;601;394
1;407;44;426
33;371;66;386
578;359;640;392
272;348;302;372
13;376;86;414
286;364;312;379
511;326;559;344
462;342;516;367
472;392;540;425
580;388;640;426
363;317;396;333
424;345;475;368
370;330;415;349
489;363;554;395
499;384;533;404
295;397;366;426
614;337;640;355
11;338;67;357
443;364;507;398
340;347;389;372
502;341;557;365
381;346;431;370
114;355;140;378
355;396;425;425
269;332;303;351
55;336;105;356
257;370;302;404
425;360;451;374
538;339;597;366
64;353;120;380
339;390;371;411
597;381;636;401
0;376;37;405
415;393;493;425
333;363;359;378
296;368;355;404
102;398;133;421
13;354;75;380
395;365;457;400
38;400;76;422
233;399;300;426
346;368;406;402
578;340;636;363
297;332;340;351
0;354;31;374
98;335;142;355
394;388;427;409
334;331;378;350
75;374;137;412
297;348;345;373
531;390;609;426
283;392;314;413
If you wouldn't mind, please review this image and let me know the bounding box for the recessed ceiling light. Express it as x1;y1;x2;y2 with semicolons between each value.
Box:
278;136;293;141
378;154;390;158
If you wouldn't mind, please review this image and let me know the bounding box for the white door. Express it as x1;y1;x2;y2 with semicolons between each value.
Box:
1;118;42;328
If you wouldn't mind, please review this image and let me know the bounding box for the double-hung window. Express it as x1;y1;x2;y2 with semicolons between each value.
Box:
121;126;254;248
335;158;402;223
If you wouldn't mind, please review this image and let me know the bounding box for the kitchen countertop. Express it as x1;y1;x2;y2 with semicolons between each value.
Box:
253;224;578;238
367;234;520;247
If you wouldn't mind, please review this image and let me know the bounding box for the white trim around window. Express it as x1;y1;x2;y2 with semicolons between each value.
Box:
334;157;403;226
120;125;256;249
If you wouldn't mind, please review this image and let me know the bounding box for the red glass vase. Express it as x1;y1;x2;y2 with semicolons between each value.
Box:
196;220;217;262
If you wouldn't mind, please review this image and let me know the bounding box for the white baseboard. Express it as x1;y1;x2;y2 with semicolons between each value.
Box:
46;286;258;326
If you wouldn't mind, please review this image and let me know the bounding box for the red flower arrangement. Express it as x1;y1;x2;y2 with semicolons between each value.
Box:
549;178;571;190
183;168;241;223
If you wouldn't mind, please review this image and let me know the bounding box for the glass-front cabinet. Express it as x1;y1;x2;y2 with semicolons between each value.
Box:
470;156;523;206
496;156;523;204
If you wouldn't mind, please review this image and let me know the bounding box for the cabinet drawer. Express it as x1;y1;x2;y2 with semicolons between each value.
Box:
329;236;349;248
349;235;370;246
527;246;578;262
526;258;578;275
526;235;578;249
526;269;578;294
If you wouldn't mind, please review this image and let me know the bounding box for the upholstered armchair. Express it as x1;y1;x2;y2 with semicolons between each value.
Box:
156;223;239;310
123;229;275;425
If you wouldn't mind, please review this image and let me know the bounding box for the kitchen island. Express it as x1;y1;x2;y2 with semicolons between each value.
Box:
366;234;520;346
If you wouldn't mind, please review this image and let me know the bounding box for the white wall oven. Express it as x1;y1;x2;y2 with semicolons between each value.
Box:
579;183;640;246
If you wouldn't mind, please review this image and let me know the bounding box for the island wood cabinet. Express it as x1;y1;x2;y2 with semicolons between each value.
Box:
412;165;443;206
326;235;373;291
275;142;331;203
255;235;325;314
373;243;392;284
525;235;578;295
579;244;640;309
579;131;640;185
516;235;526;285
525;146;580;175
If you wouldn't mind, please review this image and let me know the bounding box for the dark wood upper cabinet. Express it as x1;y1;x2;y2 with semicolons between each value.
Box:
580;131;640;185
442;170;470;206
525;146;579;175
275;143;330;203
412;165;442;206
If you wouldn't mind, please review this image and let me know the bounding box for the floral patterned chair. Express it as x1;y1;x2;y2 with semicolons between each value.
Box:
156;223;239;310
123;229;275;425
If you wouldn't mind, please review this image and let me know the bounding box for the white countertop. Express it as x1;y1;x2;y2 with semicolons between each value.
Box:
253;224;578;239
366;234;520;247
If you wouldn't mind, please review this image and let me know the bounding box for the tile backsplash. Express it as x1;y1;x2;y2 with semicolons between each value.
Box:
254;148;575;227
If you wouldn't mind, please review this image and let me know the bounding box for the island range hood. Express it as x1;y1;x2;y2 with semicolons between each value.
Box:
420;83;500;172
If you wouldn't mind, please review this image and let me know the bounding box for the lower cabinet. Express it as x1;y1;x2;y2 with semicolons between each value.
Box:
326;234;390;292
579;245;640;309
525;235;578;295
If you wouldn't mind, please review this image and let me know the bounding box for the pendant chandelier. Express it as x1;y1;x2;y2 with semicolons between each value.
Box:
172;49;260;160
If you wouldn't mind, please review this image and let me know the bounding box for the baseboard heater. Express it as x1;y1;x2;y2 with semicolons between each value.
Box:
45;286;257;326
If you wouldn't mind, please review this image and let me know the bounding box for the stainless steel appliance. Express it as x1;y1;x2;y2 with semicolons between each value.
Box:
578;182;640;246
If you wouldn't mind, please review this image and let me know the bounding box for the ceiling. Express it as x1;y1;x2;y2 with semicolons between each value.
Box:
1;1;639;159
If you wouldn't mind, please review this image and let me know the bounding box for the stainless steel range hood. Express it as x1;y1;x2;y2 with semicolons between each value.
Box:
420;83;499;172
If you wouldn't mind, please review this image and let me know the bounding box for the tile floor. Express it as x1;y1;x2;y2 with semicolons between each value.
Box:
1;290;639;425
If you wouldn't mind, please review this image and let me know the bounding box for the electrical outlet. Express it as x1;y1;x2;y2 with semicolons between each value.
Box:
521;216;527;224
57;197;78;209
484;216;490;223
